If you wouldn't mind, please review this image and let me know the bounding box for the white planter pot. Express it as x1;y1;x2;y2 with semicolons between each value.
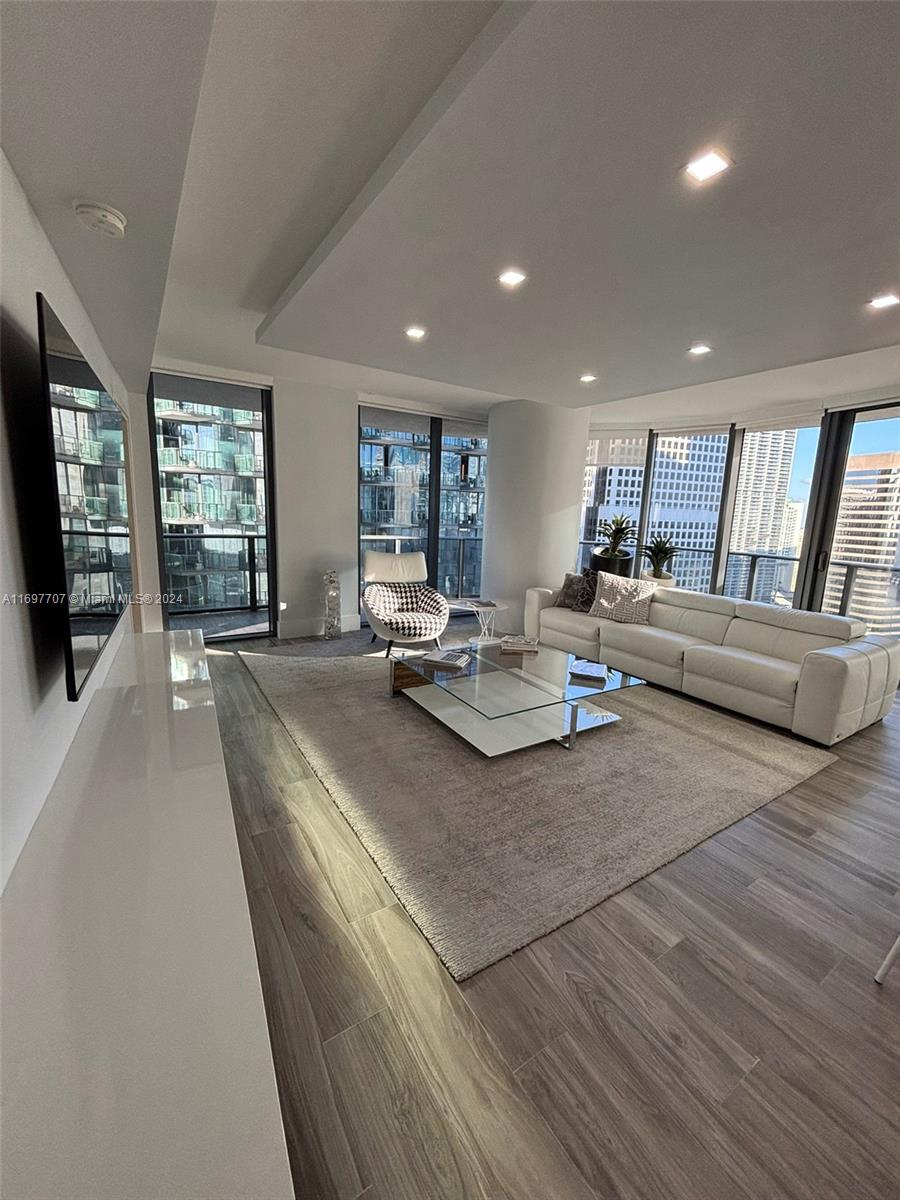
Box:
641;569;676;588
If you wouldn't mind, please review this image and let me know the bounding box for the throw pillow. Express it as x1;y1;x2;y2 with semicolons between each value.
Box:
590;573;655;624
572;569;599;613
556;572;584;609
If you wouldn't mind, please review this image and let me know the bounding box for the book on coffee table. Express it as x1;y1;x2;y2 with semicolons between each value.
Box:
569;659;608;681
420;648;470;670
499;635;539;654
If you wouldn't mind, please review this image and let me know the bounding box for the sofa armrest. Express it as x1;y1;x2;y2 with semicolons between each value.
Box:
793;636;900;745
524;587;558;640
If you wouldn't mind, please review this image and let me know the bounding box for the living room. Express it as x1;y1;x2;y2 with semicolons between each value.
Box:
1;3;899;1199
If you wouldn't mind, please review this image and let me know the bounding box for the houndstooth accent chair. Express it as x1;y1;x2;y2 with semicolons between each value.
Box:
362;551;450;656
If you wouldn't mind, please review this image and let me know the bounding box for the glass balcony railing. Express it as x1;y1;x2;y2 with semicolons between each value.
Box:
55;434;104;463
823;560;900;634
235;453;264;474
162;533;268;615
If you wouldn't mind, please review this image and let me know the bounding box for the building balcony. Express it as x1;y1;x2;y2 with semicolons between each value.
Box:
234;453;264;475
55;434;104;463
59;493;109;517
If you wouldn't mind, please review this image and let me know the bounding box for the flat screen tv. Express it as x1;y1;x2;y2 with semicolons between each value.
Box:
37;294;131;700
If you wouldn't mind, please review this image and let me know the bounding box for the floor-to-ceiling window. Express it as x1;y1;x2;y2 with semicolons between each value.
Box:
821;409;900;633
724;422;821;604
645;432;729;590
149;373;275;641
359;407;432;571
358;406;487;603
577;434;648;570
437;420;488;598
573;406;898;627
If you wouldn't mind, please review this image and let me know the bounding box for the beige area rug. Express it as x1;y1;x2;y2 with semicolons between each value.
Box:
239;647;834;980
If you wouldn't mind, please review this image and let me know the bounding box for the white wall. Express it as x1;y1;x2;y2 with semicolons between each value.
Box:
482;398;590;630
0;152;137;888
273;378;362;638
125;390;163;632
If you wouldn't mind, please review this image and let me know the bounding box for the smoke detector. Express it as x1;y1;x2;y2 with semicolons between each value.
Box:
74;201;127;239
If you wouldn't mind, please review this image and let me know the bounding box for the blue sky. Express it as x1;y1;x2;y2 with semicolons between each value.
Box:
788;413;899;501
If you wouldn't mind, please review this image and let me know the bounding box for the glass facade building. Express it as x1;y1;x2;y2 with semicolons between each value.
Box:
359;406;487;602
577;407;899;633
51;382;131;612
151;374;273;639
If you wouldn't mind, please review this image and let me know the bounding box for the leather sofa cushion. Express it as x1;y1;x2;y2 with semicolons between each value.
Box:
602;622;709;668
684;644;801;704
733;600;866;642
648;588;735;644
540;606;613;645
724;618;842;664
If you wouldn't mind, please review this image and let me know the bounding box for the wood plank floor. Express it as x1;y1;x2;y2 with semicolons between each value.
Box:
208;643;900;1200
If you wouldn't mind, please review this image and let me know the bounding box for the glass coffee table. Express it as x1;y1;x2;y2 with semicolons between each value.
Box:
389;642;643;757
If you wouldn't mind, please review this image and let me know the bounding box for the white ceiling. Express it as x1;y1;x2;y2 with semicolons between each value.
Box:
0;0;215;392
258;1;900;408
4;1;898;422
154;0;508;413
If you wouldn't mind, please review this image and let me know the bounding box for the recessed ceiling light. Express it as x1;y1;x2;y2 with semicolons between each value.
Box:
498;268;527;288
684;149;732;184
688;343;712;356
405;325;427;341
868;292;900;310
579;374;597;384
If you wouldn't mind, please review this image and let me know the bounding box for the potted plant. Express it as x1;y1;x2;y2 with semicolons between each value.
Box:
590;513;638;576
641;534;679;587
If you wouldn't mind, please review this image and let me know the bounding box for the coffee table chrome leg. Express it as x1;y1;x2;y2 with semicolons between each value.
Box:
566;702;578;750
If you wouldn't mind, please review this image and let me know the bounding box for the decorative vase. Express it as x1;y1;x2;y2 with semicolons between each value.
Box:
323;570;341;639
590;548;634;577
641;568;676;588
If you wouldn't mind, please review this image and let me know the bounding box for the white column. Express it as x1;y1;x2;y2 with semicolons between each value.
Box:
481;399;590;631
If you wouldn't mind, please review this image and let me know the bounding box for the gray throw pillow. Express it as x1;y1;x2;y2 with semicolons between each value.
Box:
590;573;655;623
572;569;599;613
556;572;584;609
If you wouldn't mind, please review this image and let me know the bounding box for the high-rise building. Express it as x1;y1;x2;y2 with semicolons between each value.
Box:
823;451;900;632
646;433;729;589
727;429;798;602
358;409;487;599
581;435;646;555
51;382;131;609
153;396;268;612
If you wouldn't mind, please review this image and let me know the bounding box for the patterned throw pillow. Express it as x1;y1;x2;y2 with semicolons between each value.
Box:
590;573;655;623
556;572;585;609
572;569;599;613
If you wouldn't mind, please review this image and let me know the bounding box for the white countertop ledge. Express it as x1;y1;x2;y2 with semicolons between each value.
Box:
1;631;293;1200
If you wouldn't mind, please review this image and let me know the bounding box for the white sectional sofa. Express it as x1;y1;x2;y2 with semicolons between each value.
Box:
525;584;900;746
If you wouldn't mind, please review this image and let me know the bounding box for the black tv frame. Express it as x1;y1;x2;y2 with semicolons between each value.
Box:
36;293;131;700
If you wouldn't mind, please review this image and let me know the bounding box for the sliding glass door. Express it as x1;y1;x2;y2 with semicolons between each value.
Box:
358;406;487;603
149;373;276;641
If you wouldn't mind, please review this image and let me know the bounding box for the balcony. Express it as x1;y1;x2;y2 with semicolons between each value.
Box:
59;493;109;517
55;434;104;463
575;542;899;634
235;453;264;475
163;532;270;638
159;447;229;471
